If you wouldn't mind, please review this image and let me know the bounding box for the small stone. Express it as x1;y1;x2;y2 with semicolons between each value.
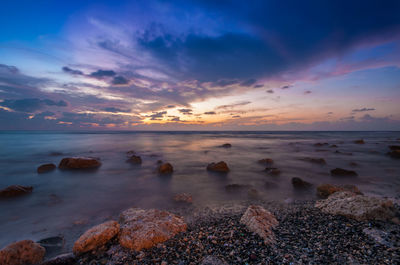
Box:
354;139;365;144
158;163;174;174
127;155;142;164
291;177;312;188
330;168;358;177
58;157;101;170
207;161;230;173
37;163;56;174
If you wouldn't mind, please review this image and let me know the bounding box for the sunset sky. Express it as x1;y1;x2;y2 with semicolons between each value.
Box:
1;0;400;130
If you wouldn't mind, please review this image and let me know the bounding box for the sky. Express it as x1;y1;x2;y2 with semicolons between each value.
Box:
0;0;400;131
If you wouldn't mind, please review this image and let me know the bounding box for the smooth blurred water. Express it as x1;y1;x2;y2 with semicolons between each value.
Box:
0;131;399;251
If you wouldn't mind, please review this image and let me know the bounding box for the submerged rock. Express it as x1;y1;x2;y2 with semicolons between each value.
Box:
0;185;33;198
220;143;232;148
258;158;274;165
388;150;400;159
225;184;250;192
315;191;395;221
37;236;64;256
73;220;120;255
389;145;400;151
40;253;76;265
119;208;187;251
240;205;279;244
316;184;362;198
207;161;230;173
58;157;101;170
127;155;142;164
0;240;45;265
300;157;326;165
265;167;281;175
314;142;329;147
37;163;56;174
354;139;365;144
330;168;358;177
158;163;173;174
173;193;193;203
291;177;312;188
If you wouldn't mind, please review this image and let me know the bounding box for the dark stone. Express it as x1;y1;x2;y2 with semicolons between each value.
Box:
127;155;142;164
388;150;400;159
225;184;250;192
291;177;312;188
354;139;365;144
301;157;326;165
258;158;274;165
0;185;33;198
265;167;281;175
330;168;358;177
314;143;329;147
158;163;173;174
207;161;230;173
37;236;65;256
220;143;232;148
58;157;101;170
389;145;400;151
40;253;76;265
37;163;56;174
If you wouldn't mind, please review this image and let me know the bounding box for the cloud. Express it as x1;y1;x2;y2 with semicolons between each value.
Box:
204;111;216;115
352;107;375;112
216;101;251;109
62;66;84;75
281;85;292;89
148;111;167;120
266;89;274;94
253;84;264;88
89;69;116;78
178;108;193;115
0;98;67;112
304;90;312;94
102;107;131;113
240;79;257;87
111;76;130;85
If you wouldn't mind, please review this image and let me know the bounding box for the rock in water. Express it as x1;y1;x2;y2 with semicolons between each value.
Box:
291;177;312;188
37;163;56;174
388;150;400;159
315;191;395;221
354;139;365;144
73;220;120;255
158;163;173;174
200;255;229;265
0;185;33;198
240;205;279;244
173;193;193;203
119;208;187;251
389;145;400;151
127;155;142;164
0;240;45;265
330;168;358;176
40;253;76;265
58;157;101;170
207;161;230;173
316;184;362;198
300;157;326;165
258;158;274;165
220;143;232;148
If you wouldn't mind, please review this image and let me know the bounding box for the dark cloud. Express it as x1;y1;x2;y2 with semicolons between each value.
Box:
304;90;312;94
253;84;264;88
0;98;67;112
352;107;375;112
148;111;167;120
204;111;216;115
102;107;131;113
211;79;239;87
166;105;176;108
178;108;193;115
266;89;274;94
216;101;251;109
281;85;292;89
240;79;257;87
0;64;19;74
89;69;116;78
62;66;84;75
171;116;180;121
112;76;129;85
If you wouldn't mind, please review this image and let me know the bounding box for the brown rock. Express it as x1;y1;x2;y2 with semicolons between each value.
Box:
0;185;33;198
330;168;358;177
119;208;187;251
291;177;312;188
37;163;56;174
220;143;232;148
354;139;365;144
316;184;362;198
73;220;120;255
207;161;230;173
258;158;274;165
301;157;326;165
158;163;173;174
173;193;193;203
58;157;101;170
127;155;142;164
265;167;281;175
0;240;45;265
240;205;278;244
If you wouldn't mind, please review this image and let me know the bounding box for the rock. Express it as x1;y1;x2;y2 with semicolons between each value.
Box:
173;193;193;203
316;184;362;198
37;236;64;256
330;168;358;177
73;220;120;255
354;139;365;144
330;144;338;148
37;163;56;174
301;157;326;165
258;158;274;165
126;150;135;155
247;188;259;199
58;157;101;170
207;161;229;173
240;205;279;244
225;184;250;192
200;255;229;265
40;253;76;265
388;150;400;159
0;185;33;198
291;177;312;188
119;208;187;251
334;150;353;155
157;160;163;164
127;155;142;164
158;163;173;174
314;143;329;147
220;143;232;148
315;191;395;221
265;167;280;175
349;162;358;167
389;145;400;151
0;240;45;265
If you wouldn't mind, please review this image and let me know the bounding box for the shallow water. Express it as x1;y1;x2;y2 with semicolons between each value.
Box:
0;131;399;251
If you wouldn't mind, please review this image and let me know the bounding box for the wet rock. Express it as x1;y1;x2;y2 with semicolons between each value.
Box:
37;236;64;256
173;193;193;203
225;184;251;193
388;150;400;159
316;184;362;198
240;205;279;244
334;150;353;155
119;208;187;251
330;168;358;177
126;150;135;156
207;161;230;173
354;139;365;144
37;163;56;174
258;158;274;165
220;143;232;148
349;162;358;167
0;185;33;198
314;143;329;147
301;157;326;165
73;220;120;255
40;253;76;265
389;145;400;151
0;240;45;265
315;191;396;221
291;177;312;188
58;157;101;170
200;255;229;265
127;155;142;164
330;144;338;148
158;163;173;174
265;167;281;175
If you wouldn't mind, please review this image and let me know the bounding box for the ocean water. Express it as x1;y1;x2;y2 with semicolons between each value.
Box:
0;131;399;251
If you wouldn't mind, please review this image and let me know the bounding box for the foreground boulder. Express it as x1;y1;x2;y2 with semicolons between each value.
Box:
0;240;45;265
73;220;120;255
127;155;142;164
0;185;33;198
119;208;187;251
58;157;101;170
317;184;362;198
330;168;358;177
207;161;230;173
158;163;173;174
37;163;56;174
291;177;312;188
173;193;193;203
315;191;395;221
240;205;279;244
